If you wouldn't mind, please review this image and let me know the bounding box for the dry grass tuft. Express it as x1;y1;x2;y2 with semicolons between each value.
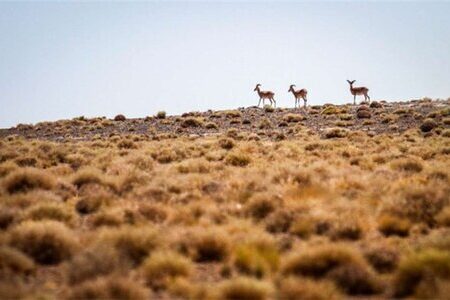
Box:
277;277;342;300
392;249;450;298
2;168;56;194
68;276;149;300
65;245;125;284
233;238;280;278
378;214;411;237
216;277;273;300
282;244;381;295
0;246;35;275
141;251;192;289
98;226;161;266
8;220;78;265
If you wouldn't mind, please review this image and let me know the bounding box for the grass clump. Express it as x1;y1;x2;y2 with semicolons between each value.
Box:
114;114;126;121
364;244;400;273
277;277;342;300
71;167;113;190
218;137;235;150
156;111;166;119
282;244;381;295
392;249;450;298
99;226;161;266
138;203;168;223
391;158;423;173
0;246;35;275
25;202;74;225
216;277;273;300
323;127;348;139
182;229;231;262
263;105;275;113
65;245;125;284
205;121;219;129
181;117;204;128
225;151;251;167
378;214;411;237
420;118;437;132
8;221;78;265
68;276;149;300
244;194;276;220
141;251;192;289
2;168;56;194
233;239;280;278
282;113;304;123
436;206;450;227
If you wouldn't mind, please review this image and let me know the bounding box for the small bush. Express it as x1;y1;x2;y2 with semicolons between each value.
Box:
216;277;273;300
99;227;161;266
71;167;111;189
244;194;276;220
75;195;104;215
277;277;342;300
339;113;352;121
226;152;251;167
391;158;423;173
357;110;371;119
91;210;123;228
3;168;56;194
205;122;218;129
258;118;272;129
263;105;275;113
183;229;230;262
289;217;315;239
329;218;364;241
141;251;192;289
321;106;339;115
282;245;381;295
265;209;294;233
25;202;74;225
392;249;450;298
218;138;235;150
282;114;304;123
0;208;16;230
181;117;203;128
66;245;124;284
0;246;35;275
156;111;166;119
8;221;78;265
233;241;279;278
420;118;437;132
281;244;364;278
323;127;348;138
68;276;149;300
138;203;168;223
378;214;411;237
364;245;400;273
114;114;126;121
370;101;383;108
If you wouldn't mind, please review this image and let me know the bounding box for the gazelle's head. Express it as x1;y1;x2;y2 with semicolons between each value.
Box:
254;84;261;91
289;84;296;92
347;80;355;85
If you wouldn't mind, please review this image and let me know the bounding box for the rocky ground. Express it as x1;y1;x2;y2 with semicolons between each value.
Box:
1;99;449;141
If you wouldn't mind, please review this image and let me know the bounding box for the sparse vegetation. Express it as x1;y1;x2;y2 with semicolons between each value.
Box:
0;99;448;298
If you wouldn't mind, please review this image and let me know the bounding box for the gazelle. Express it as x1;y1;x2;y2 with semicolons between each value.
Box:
347;80;370;105
288;84;308;108
254;84;276;108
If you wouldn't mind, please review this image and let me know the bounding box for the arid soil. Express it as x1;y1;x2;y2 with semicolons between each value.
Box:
0;98;449;299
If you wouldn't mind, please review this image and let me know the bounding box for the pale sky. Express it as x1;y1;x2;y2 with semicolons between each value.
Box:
1;1;449;128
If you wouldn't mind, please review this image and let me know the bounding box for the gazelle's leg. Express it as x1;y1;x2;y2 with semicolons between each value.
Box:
354;95;356;105
272;98;276;108
258;98;261;107
367;94;370;103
